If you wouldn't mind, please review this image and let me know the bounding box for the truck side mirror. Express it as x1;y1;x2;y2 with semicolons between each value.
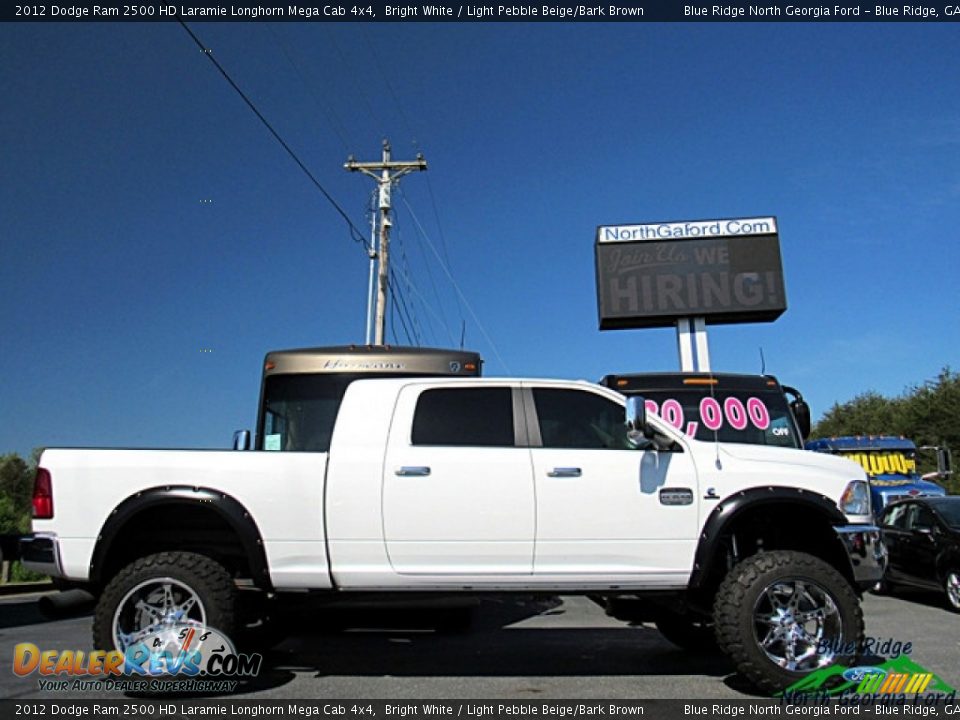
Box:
791;400;811;439
624;395;677;451
937;447;953;476
782;385;811;440
625;396;647;444
233;430;251;451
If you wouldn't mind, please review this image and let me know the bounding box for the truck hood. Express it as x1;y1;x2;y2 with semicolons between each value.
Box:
708;442;868;515
718;442;866;477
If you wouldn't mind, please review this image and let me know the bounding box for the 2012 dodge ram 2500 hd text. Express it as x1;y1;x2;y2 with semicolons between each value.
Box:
21;377;885;693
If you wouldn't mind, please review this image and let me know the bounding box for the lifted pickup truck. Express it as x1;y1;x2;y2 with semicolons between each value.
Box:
23;372;883;692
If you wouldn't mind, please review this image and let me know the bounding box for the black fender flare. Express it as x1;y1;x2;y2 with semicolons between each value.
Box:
89;486;271;590
688;486;847;590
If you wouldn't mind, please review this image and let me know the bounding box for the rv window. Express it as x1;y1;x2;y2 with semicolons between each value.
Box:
261;374;358;452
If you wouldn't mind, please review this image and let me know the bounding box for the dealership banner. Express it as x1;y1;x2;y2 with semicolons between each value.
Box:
4;1;959;22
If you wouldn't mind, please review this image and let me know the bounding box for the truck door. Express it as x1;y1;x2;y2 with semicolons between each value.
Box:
526;385;699;579
382;384;535;575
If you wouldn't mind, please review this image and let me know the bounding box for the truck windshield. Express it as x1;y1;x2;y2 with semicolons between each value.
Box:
603;374;803;449
640;387;800;448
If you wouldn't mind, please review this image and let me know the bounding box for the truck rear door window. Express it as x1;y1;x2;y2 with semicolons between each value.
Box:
412;387;514;446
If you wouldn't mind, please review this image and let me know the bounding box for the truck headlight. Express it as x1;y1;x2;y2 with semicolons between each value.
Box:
840;480;871;516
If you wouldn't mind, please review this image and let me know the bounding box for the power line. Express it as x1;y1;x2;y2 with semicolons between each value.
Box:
390;221;428;345
350;29;466;347
265;25;353;157
387;204;452;347
398;193;511;374
353;26;465;340
390;252;455;346
390;270;420;346
323;25;389;136
178;21;368;251
396;188;456;346
345;141;426;346
387;278;415;346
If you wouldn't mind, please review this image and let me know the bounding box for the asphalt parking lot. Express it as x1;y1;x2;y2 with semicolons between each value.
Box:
1;588;957;701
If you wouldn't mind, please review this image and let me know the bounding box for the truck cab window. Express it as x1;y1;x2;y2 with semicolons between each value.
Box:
533;388;632;450
412;387;514;446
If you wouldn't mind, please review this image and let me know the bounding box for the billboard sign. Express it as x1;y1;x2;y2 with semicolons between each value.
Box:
595;216;787;330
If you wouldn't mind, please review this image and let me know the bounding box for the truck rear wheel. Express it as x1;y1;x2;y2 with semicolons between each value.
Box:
92;551;236;653
714;550;862;694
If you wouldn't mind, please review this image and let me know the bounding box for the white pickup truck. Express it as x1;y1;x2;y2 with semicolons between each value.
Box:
22;373;884;692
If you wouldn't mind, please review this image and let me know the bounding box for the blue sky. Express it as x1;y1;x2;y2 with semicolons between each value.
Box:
1;22;958;456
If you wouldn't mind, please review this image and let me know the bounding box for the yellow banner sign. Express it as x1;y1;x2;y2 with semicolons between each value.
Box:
839;451;916;477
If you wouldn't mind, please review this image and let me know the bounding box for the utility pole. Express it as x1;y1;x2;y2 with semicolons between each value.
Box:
345;139;427;346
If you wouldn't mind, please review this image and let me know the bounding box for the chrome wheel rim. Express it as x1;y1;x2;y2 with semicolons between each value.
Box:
947;572;960;610
112;577;206;652
753;578;843;672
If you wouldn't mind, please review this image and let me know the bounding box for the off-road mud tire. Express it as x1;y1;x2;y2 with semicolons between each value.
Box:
714;550;863;694
92;551;236;652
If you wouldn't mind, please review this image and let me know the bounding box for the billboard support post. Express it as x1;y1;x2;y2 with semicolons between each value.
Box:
677;317;711;372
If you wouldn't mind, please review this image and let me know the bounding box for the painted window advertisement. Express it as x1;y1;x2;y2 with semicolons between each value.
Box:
642;390;798;448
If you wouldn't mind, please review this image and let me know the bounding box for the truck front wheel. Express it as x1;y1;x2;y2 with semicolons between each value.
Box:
92;552;236;653
714;550;863;694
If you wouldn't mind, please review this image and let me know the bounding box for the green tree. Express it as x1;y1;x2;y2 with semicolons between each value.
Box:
0;453;33;534
813;391;905;439
0;495;20;535
0;451;46;583
900;369;960;449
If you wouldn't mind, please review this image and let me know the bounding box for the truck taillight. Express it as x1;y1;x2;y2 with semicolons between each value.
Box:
32;468;53;519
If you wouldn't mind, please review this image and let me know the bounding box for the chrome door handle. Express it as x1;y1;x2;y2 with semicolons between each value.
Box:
395;466;431;477
547;467;582;478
